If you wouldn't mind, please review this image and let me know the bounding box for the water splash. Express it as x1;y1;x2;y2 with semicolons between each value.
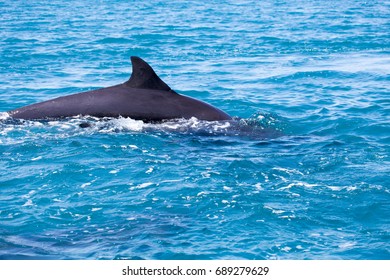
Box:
0;111;288;141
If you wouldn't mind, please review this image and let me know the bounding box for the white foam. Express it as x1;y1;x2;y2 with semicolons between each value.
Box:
31;156;43;161
1;114;236;145
273;167;304;176
91;117;145;133
281;246;292;252
22;199;34;207
254;183;263;191
135;182;154;189
145;167;154;174
256;115;265;121
113;117;144;131
338;242;357;249
279;182;319;191
21;190;36;199
0;112;10;120
80;182;91;188
146;117;232;134
223;186;233;192
197;191;209;196
327;185;343;191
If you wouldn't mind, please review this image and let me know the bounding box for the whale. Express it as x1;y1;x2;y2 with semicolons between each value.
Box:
8;56;231;122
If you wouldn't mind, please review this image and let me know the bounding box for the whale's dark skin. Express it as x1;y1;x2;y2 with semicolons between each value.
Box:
8;57;231;122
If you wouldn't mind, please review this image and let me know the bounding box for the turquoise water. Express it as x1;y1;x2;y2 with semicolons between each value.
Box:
0;0;389;259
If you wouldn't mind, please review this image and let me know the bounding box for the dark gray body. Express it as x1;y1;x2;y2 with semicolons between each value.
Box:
8;57;231;122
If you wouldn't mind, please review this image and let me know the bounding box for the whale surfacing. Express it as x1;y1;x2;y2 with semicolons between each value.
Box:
8;57;231;122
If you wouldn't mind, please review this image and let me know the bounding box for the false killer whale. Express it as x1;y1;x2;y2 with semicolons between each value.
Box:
8;57;231;122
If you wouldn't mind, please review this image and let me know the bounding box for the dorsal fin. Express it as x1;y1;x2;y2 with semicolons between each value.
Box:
125;56;171;91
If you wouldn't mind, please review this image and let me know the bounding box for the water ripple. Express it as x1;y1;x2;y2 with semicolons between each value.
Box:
1;0;389;260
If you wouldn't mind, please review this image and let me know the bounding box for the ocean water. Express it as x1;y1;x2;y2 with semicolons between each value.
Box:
0;0;389;260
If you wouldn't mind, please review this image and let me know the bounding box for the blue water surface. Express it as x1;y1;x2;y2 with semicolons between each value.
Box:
0;0;389;259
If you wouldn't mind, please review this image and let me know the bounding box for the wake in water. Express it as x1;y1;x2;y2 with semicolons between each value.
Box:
0;111;288;141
